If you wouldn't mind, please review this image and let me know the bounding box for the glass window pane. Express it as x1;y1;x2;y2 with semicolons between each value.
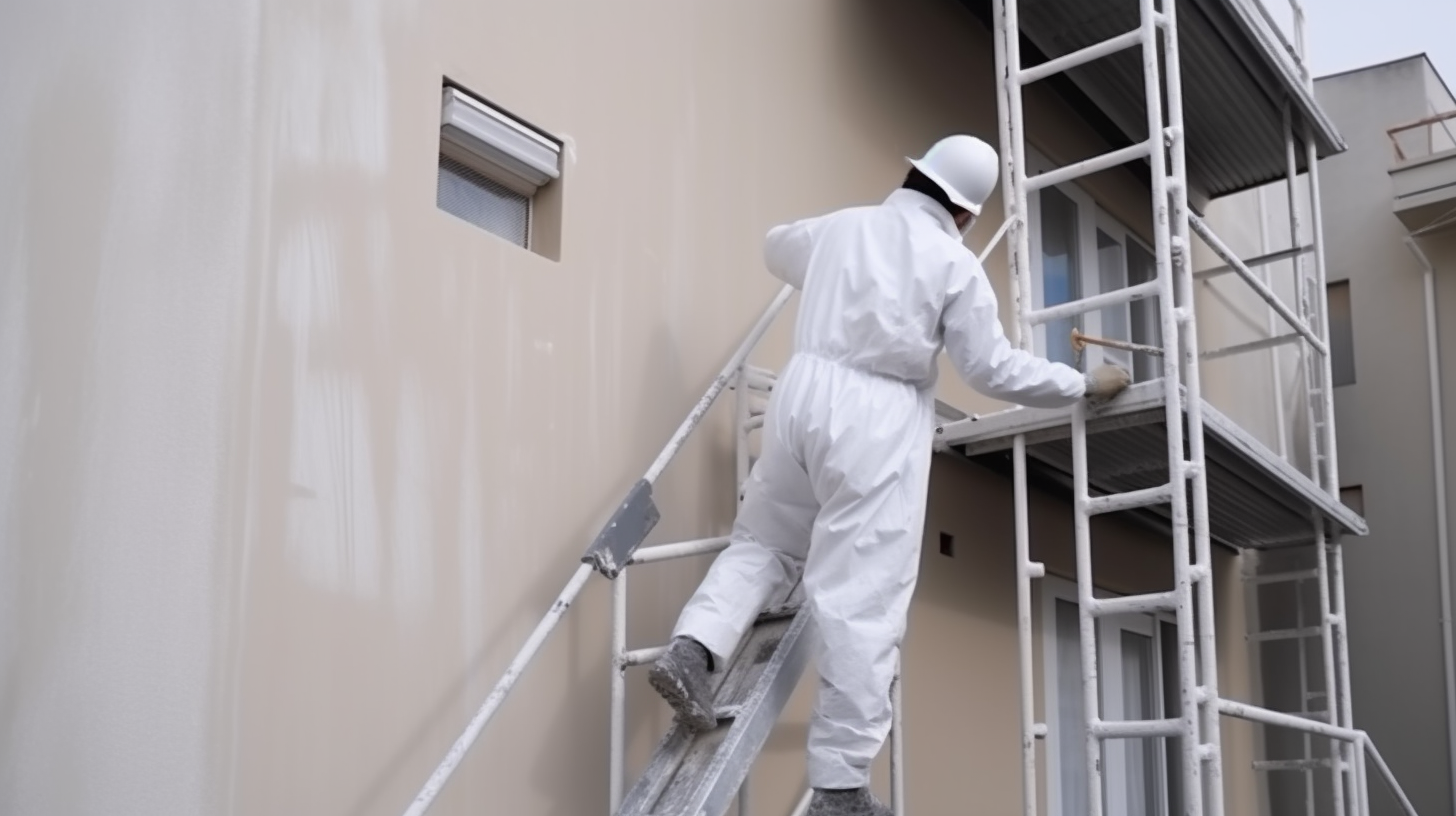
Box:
1121;630;1160;816
1097;230;1131;370
1057;599;1089;815
1160;620;1183;815
1127;241;1162;381
1328;281;1355;386
1041;188;1082;370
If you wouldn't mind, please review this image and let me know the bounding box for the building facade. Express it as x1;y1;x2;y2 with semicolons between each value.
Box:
0;1;1392;815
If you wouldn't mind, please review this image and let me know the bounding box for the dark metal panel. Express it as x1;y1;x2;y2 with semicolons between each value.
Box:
953;0;1346;200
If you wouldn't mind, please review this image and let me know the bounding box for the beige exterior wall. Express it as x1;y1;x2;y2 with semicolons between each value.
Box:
0;0;1262;814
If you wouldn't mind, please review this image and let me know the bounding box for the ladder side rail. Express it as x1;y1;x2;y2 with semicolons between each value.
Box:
1159;0;1224;809
992;0;1044;812
1136;0;1206;812
1313;525;1348;816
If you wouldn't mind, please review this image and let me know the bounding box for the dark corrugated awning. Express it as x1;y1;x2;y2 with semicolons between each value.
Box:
957;0;1346;201
934;382;1366;550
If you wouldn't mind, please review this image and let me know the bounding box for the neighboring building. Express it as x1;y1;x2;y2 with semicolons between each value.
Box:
1213;54;1456;816
0;2;1417;816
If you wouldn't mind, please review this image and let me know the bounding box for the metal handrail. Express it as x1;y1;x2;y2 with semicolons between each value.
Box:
400;284;795;816
1389;110;1456;162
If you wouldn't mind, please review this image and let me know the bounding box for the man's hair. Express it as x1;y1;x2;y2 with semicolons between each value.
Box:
902;167;970;220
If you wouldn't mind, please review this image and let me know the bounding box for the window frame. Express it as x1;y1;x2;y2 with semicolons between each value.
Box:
1025;148;1161;379
1042;575;1175;816
437;83;563;253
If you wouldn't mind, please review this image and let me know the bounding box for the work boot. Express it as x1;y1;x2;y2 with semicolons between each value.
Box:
805;788;893;816
648;636;717;732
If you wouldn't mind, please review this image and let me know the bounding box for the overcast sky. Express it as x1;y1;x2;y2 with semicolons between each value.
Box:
1265;0;1456;88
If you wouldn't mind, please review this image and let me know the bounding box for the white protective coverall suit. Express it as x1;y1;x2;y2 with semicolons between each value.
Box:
671;186;1088;789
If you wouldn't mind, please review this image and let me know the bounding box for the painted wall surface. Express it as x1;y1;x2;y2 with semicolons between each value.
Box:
0;0;1262;814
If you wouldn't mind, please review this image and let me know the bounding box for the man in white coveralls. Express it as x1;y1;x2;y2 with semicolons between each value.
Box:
649;134;1131;816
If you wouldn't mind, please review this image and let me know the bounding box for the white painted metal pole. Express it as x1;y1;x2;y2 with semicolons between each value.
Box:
735;365;751;498
994;0;1043;811
1314;528;1348;816
1409;235;1456;813
1306;127;1339;494
1139;0;1203;810
1364;738;1421;816
789;788;814;816
402;563;595;816
891;671;906;816
1013;435;1040;816
1331;541;1360;814
611;571;628;813
1296;579;1316;816
1071;401;1105;816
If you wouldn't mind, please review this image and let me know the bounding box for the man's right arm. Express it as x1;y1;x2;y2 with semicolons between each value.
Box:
941;253;1088;408
763;215;826;290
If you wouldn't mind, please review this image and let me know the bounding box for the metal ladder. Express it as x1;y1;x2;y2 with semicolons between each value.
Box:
609;362;818;816
992;0;1223;813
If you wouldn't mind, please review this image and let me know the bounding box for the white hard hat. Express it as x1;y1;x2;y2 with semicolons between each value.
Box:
907;135;1000;216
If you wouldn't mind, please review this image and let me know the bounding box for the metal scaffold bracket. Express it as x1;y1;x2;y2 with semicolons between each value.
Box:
582;479;661;579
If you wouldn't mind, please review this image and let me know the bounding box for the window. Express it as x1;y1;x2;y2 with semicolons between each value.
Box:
1327;281;1355;386
1029;160;1161;379
438;84;563;256
1340;485;1365;515
1044;578;1181;816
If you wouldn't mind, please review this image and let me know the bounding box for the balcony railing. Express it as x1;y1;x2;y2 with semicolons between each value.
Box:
1389;110;1456;163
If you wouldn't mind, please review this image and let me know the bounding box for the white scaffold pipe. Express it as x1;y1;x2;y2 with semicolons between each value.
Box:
1187;214;1329;357
1363;736;1420;816
401;562;595;816
629;536;733;565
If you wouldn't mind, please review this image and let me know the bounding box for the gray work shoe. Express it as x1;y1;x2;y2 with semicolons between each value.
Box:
805;788;893;816
648;636;717;732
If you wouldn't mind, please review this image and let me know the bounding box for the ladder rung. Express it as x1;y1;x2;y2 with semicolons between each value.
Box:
1254;758;1332;772
1087;483;1173;515
1093;717;1184;739
1019;28;1143;85
1027;139;1154;193
1027;279;1160;327
629;536;733;566
1247;568;1320;586
1248;625;1322;643
1092;591;1178;617
744;415;764;432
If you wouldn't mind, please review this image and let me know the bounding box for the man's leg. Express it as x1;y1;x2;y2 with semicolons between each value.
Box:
652;425;819;730
800;395;934;795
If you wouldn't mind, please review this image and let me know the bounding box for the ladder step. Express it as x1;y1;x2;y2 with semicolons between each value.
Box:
1248;625;1322;643
1092;717;1184;739
617;602;815;816
1254;758;1333;772
1087;483;1174;515
1092;591;1178;617
630;536;733;566
1027;139;1155;194
1018;28;1143;85
1027;279;1161;327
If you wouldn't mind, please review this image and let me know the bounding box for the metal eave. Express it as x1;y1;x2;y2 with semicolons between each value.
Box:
952;0;1346;200
934;381;1367;549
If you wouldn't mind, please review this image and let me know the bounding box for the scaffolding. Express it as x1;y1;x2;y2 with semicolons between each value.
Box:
396;1;1424;814
937;0;1416;813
